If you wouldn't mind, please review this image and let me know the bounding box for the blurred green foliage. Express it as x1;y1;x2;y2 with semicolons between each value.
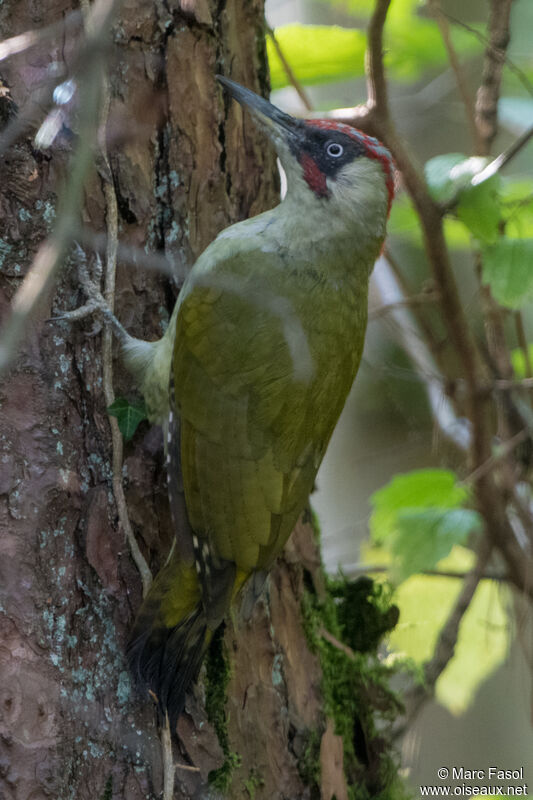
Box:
370;469;482;582
267;0;479;90
267;0;533;722
388;546;510;714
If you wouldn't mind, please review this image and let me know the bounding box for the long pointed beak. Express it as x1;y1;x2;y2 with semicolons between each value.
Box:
216;75;302;146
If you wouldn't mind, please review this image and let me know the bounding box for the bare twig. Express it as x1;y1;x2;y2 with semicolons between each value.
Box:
514;312;532;380
443;11;533;99
266;26;313;112
343;562;508;582
475;0;514;154
362;0;533;598
84;2;152;597
0;0;118;377
398;538;493;731
462;428;530;486
0;9;82;62
365;0;391;119
78;228;185;281
425;538;493;687
319;626;357;661
428;0;479;150
368;290;440;320
470;124;533;186
373;256;472;452
161;714;176;800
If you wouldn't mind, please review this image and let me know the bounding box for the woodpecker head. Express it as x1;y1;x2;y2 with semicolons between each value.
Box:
217;76;395;231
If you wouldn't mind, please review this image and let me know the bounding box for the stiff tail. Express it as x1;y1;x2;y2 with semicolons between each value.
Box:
127;605;209;728
126;559;210;729
126;542;246;728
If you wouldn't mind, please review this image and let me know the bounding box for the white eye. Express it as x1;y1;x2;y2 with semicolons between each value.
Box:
326;142;344;158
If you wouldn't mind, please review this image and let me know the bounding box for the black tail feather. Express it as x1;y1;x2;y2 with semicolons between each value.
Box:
126;606;209;730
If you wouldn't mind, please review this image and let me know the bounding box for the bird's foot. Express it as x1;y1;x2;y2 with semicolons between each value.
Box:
50;244;129;344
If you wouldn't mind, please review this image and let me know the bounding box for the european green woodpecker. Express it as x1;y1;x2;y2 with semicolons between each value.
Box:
124;76;394;728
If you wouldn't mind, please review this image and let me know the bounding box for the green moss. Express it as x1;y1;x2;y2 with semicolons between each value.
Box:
244;768;264;799
297;728;322;795
205;625;241;792
100;775;112;800
329;575;399;654
301;567;410;799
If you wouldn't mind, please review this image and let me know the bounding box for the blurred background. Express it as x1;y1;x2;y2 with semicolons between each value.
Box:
265;0;533;791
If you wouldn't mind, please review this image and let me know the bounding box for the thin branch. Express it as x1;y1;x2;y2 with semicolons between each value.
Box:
373;256;472;452
398;538;493;731
365;0;391;118
0;9;82;61
161;714;176;800
428;0;479;150
462;428;530;486
475;0;514;154
514;312;532;380
319;627;357;661
470;124;533;186
368;289;440;320
362;0;533;597
0;0;117;377
78;228;185;281
343;562;508;583
426;539;493;688
443;11;533;99
265;26;313;112
87;8;152;597
491;378;533;392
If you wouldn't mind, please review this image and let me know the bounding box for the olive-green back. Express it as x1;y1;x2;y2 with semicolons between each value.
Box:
173;247;368;572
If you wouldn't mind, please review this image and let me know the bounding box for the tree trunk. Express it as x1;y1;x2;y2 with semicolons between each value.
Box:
0;3;402;799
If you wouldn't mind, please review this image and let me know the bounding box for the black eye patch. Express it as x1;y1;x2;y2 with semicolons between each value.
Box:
296;128;366;179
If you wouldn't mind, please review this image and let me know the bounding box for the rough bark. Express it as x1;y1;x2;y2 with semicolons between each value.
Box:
0;2;353;799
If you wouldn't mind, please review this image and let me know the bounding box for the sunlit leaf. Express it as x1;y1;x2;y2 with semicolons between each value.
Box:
267;25;366;90
371;468;470;541
387;546;511;714
425;154;502;243
481;238;533;309
393;508;481;581
501;179;533;240
268;4;479;90
456;177;501;244
511;344;533;377
425;153;471;203
389;193;471;249
107;396;147;441
370;469;481;581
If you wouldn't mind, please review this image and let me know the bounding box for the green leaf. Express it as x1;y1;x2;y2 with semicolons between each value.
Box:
511;344;533;378
391;508;482;581
389;193;471;249
371;468;470;540
456;177;501;244
370;469;481;581
308;0;480;81
425;154;502;242
481;238;533;309
501;178;533;240
107;396;148;441
268;6;479;91
267;25;366;90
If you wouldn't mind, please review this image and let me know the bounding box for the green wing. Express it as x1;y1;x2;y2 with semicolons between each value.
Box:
172;247;366;573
